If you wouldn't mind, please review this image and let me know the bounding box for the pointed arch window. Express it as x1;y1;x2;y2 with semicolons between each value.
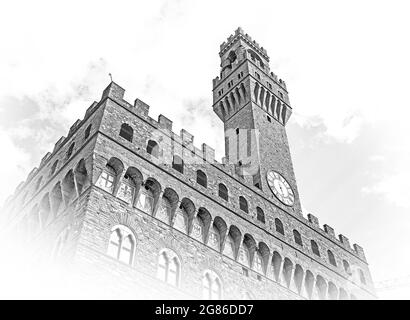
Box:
311;240;320;256
343;260;352;275
119;235;134;265
84;124;92;140
239;196;248;213
202;271;222;300
196;170;207;188
66;142;75;159
50;160;58;177
275;218;284;235
147;140;159;158
256;207;265;223
293;229;303;246
327;250;337;267
107;229;121;258
119;123;133;142
157;250;180;287
107;226;135;265
218;183;228;201
172;155;184;174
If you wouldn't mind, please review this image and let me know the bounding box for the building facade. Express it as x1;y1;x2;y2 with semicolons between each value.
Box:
2;28;376;299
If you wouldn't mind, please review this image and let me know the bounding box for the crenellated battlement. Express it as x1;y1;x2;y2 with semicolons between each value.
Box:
213;28;288;92
220;27;269;61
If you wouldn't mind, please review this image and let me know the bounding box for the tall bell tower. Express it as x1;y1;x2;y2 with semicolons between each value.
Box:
212;27;302;216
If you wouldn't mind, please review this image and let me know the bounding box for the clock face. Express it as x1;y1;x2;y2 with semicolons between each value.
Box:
267;171;295;206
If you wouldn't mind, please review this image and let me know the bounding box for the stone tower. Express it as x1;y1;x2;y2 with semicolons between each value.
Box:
213;27;301;216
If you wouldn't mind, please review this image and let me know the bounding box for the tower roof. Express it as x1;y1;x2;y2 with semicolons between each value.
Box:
219;27;270;62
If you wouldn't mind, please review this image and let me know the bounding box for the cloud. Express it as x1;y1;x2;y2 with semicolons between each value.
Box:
0;96;40;129
362;172;410;209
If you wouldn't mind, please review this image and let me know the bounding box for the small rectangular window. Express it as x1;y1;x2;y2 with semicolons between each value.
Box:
242;268;249;277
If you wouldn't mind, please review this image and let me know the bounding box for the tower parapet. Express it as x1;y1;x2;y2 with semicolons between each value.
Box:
220;27;269;61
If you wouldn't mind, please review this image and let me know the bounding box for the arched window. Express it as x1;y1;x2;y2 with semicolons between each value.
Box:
202;270;222;300
136;185;154;214
275;218;284;235
343;260;352;275
108;229;121;259
358;269;366;285
84;124;92;140
256;207;265;223
66;142;75;159
146;140;159;158
293;229;302;246
239;196;248;213
311;240;320;256
196;170;207;188
218;183;228;201
120;235;134;264
119;123;133;142
107;226;135;265
172;155;184;174
50;160;58;177
157;250;180;287
328;250;337;267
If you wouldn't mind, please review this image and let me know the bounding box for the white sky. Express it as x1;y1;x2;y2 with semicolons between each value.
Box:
1;0;409;299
